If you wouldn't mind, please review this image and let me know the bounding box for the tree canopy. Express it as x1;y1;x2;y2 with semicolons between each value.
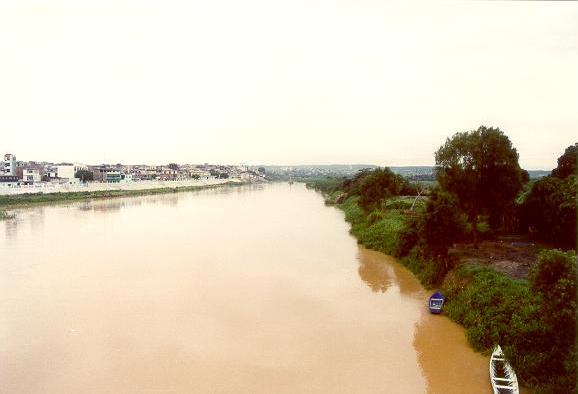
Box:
551;143;577;179
527;249;577;392
519;175;576;248
75;169;94;182
421;189;465;259
435;126;523;244
356;168;409;212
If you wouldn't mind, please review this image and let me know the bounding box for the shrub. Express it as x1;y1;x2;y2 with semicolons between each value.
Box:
400;247;447;288
441;263;538;352
339;196;407;256
340;196;365;225
525;249;577;392
357;168;409;212
342;169;373;196
519;175;576;248
395;216;421;258
366;210;385;225
384;198;414;210
355;211;406;255
421;189;466;258
305;177;346;194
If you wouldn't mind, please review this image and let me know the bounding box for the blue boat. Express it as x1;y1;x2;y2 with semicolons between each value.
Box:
428;291;445;314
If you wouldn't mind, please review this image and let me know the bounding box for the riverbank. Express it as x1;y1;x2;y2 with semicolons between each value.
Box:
310;182;575;394
0;180;245;210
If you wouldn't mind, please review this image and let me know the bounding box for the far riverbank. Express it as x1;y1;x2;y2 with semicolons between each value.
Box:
0;180;246;211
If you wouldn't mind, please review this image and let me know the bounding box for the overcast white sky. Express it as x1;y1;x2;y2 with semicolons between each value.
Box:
0;1;576;168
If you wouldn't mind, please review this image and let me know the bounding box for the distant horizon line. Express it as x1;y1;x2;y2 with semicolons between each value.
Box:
3;157;553;172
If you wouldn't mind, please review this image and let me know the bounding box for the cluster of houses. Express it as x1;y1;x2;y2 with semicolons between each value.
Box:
0;153;266;189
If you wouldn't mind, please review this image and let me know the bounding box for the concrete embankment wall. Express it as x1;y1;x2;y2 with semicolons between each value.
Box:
0;178;237;195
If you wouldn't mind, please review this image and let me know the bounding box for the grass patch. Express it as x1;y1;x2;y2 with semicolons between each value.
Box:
441;264;534;350
340;196;407;255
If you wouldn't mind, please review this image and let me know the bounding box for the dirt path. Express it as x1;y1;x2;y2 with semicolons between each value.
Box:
449;239;545;279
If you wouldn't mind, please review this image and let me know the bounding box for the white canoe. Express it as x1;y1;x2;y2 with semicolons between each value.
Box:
490;345;519;394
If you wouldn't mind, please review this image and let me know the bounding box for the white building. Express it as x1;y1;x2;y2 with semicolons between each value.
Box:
22;168;41;183
189;169;211;179
3;153;16;176
57;163;87;180
44;166;58;179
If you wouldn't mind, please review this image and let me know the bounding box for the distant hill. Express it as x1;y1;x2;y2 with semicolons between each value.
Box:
263;165;550;180
389;166;434;176
263;164;377;178
526;170;550;179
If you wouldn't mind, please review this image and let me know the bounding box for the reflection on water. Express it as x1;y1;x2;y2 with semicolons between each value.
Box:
357;249;393;293
76;193;180;213
1;183;496;393
3;216;18;240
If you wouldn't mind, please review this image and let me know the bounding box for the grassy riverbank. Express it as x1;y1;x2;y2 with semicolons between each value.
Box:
0;181;242;210
308;177;576;394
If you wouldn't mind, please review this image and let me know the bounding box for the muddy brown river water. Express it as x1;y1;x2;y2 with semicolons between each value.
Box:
1;183;502;393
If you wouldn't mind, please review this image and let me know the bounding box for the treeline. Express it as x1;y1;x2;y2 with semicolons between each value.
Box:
307;127;576;393
519;143;577;248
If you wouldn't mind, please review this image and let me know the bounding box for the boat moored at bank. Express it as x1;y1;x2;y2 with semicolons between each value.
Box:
490;345;519;394
428;291;445;314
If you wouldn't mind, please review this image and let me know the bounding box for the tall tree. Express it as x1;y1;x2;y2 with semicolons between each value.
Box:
551;143;577;179
435;126;523;246
519;174;576;248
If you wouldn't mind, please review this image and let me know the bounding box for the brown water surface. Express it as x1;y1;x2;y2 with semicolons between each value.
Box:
1;183;495;393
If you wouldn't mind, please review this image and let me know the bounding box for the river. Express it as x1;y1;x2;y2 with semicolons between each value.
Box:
1;182;494;393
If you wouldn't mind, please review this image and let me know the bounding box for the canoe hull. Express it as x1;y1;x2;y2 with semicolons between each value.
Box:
489;345;519;394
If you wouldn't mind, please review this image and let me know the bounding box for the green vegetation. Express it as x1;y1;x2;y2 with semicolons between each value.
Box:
442;250;576;393
74;169;94;182
355;168;412;212
308;128;576;393
551;143;577;179
435;126;524;245
340;196;407;255
305;177;345;194
518;144;577;249
0;182;241;209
